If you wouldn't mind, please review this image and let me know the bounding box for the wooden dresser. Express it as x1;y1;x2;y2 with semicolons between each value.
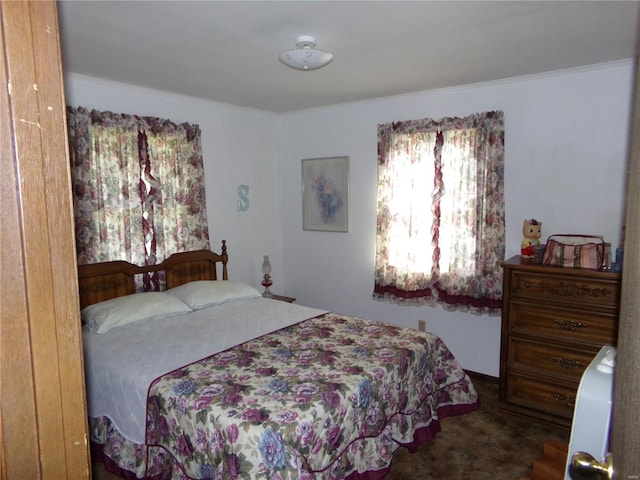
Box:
499;255;620;428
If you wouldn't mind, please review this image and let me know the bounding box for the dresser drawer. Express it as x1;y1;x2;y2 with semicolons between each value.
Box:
509;299;618;346
505;372;576;420
509;270;620;308
507;337;596;381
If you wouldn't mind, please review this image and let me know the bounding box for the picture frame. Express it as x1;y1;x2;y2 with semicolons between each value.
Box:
302;156;349;232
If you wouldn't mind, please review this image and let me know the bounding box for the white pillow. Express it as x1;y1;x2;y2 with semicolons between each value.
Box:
166;280;261;310
82;292;192;334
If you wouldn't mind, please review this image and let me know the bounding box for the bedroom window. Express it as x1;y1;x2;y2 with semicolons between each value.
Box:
373;111;505;315
66;107;210;287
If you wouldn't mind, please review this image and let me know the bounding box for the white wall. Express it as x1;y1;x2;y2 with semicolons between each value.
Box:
279;61;634;376
64;60;634;377
64;74;283;289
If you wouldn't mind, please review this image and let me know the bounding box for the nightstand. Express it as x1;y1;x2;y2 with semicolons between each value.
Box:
268;294;296;303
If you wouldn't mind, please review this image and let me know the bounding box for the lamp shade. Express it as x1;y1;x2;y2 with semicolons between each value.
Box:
261;255;272;275
279;35;334;71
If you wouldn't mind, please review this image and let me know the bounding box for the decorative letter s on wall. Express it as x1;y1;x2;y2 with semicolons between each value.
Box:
237;184;250;212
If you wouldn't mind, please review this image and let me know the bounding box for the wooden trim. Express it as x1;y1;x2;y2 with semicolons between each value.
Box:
1;4;40;476
610;12;640;476
1;1;90;478
465;370;499;384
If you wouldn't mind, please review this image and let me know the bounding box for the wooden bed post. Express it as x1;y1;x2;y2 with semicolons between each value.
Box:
221;240;229;280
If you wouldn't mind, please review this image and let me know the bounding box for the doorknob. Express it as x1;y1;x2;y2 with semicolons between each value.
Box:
570;451;613;480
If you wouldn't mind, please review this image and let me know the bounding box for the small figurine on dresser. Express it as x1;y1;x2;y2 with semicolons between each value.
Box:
521;218;542;258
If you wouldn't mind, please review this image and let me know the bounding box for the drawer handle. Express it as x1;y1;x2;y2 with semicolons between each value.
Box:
553;319;586;331
551;393;575;408
552;357;586;370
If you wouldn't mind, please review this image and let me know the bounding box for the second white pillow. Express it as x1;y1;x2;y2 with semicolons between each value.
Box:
166;280;261;310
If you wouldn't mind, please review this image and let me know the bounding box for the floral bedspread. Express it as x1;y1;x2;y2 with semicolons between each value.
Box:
144;313;478;480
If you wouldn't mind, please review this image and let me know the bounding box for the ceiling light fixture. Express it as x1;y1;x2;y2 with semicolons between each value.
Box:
279;35;334;71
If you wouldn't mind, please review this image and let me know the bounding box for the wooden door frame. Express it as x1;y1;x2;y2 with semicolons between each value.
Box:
1;1;90;478
610;14;640;480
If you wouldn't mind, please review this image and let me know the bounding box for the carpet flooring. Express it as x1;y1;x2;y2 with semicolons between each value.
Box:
93;375;569;480
384;375;569;480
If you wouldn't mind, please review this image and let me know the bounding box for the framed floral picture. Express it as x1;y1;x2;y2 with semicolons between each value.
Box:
302;156;349;232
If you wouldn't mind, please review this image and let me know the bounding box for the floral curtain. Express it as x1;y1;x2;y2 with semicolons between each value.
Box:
67;107;210;283
374;111;505;315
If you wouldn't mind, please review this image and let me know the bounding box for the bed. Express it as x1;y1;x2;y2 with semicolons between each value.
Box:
79;241;480;480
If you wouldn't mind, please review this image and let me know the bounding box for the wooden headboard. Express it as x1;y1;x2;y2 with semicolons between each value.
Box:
77;240;228;310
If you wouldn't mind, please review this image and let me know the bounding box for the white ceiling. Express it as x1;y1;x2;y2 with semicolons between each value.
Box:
57;1;639;113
